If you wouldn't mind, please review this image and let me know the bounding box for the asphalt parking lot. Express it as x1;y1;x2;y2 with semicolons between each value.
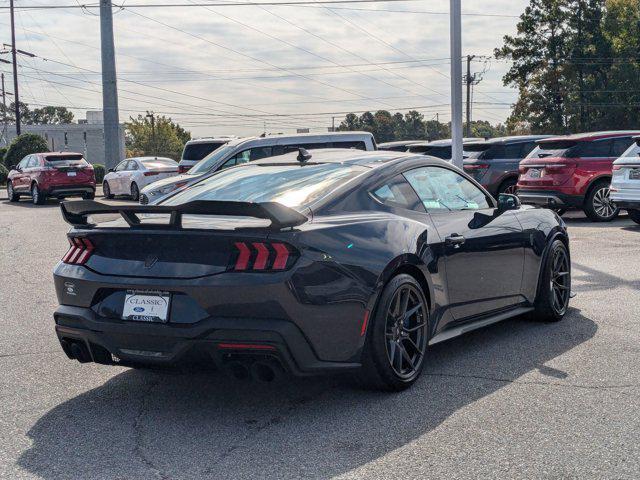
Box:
1;191;639;480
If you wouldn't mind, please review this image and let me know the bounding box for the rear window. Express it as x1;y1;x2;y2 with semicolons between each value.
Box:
622;142;640;158
141;158;178;168
527;141;577;159
45;155;88;166
408;145;451;159
163;163;368;209
182;142;227;161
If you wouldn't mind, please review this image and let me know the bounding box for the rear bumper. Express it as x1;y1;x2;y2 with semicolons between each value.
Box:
517;190;584;208
45;185;95;197
610;188;640;206
54;305;360;375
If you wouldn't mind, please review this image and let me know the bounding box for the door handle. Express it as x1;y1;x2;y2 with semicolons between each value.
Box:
445;234;466;248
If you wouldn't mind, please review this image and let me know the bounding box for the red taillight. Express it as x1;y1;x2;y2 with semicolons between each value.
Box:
178;165;190;174
231;242;292;272
612;165;622;171
217;343;276;351
144;171;160;176
62;237;95;265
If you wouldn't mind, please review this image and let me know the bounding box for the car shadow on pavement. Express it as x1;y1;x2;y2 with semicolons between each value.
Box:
18;309;596;480
1;198;62;209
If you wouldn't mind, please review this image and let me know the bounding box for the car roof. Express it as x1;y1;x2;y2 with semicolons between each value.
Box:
40;151;84;157
130;156;175;162
185;137;236;144
409;137;485;147
378;140;422;147
475;135;554;145
224;131;374;148
250;147;448;169
541;131;640;143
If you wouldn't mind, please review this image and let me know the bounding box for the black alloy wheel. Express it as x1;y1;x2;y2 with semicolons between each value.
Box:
385;284;428;379
550;245;570;316
359;274;429;391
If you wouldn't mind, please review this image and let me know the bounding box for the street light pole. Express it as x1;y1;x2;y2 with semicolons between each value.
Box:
9;0;21;135
146;111;157;157
449;0;463;168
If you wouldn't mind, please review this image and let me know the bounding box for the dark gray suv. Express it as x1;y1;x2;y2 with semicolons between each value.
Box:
462;135;553;196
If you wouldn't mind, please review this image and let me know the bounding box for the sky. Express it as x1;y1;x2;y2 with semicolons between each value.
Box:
0;0;530;137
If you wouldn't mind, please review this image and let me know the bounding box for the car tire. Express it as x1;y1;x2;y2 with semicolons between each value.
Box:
553;208;567;216
628;209;640;224
530;239;570;323
583;179;619;222
498;177;518;195
7;181;20;202
82;191;95;200
31;183;46;205
130;182;140;202
103;181;113;199
358;274;429;391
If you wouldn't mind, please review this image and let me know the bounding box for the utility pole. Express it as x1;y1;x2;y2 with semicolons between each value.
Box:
146;111;157;157
1;73;12;146
9;0;21;135
100;0;121;170
465;55;475;138
449;0;463;168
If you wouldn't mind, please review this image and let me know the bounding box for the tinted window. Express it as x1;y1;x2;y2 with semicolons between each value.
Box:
220;147;273;169
409;146;452;159
520;142;538;157
574;140;612;158
45;154;85;163
182;142;227;161
528;141;577;158
163;163;368;209
404;166;490;211
611;138;633;157
371;175;423;211
187;145;237;175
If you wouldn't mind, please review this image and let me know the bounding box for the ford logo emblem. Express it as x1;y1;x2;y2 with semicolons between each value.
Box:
133;307;145;313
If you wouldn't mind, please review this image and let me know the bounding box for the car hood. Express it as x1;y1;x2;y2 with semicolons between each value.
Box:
141;173;200;192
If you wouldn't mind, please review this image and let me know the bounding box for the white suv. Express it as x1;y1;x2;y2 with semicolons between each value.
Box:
178;137;236;174
611;136;640;224
140;131;376;204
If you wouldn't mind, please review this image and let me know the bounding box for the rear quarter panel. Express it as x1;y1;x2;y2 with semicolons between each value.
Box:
269;212;443;362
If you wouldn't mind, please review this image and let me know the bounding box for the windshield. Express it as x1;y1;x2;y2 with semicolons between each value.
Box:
163;163;368;209
141;158;177;168
45;155;88;167
187;145;236;175
528;141;577;159
182;141;227;161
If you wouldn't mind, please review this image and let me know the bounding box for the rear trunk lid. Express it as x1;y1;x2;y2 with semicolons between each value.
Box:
45;154;94;183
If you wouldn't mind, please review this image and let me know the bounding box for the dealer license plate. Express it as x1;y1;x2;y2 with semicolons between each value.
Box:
630;169;640;180
67;171;77;177
122;290;171;323
528;168;541;178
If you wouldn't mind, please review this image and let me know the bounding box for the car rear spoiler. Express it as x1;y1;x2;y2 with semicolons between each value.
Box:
633;135;640;145
60;200;308;230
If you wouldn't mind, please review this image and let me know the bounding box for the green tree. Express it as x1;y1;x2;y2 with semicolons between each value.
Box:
3;133;49;168
29;106;74;124
496;0;573;133
125;115;191;160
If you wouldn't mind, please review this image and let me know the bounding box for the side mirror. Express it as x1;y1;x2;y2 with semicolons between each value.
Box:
497;193;521;212
108;168;115;173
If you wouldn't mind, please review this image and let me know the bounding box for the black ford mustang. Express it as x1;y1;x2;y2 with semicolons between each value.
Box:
53;149;571;390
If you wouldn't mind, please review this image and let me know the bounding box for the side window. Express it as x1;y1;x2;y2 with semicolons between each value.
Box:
520;142;538;158
115;161;127;172
220;150;251;169
128;161;139;171
611;138;633;157
504;143;523;159
404;166;490;212
579;140;613;157
27;156;39;168
371;175;424;211
248;146;272;161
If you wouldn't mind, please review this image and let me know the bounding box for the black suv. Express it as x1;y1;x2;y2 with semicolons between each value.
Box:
463;135;552;196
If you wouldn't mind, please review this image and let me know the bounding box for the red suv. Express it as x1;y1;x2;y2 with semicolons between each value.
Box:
7;152;96;205
517;131;640;222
